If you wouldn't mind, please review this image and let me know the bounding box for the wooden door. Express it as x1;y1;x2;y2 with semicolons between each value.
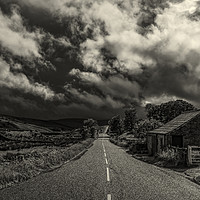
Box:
157;135;165;153
152;135;156;155
172;135;183;147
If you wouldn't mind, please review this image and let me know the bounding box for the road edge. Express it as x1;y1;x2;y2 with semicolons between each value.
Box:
0;141;94;190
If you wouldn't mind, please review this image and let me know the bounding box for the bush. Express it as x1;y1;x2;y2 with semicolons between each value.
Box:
128;142;147;154
109;137;118;145
117;141;129;148
0;138;94;189
157;147;180;164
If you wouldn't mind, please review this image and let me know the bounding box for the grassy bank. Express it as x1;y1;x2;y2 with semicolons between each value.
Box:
109;137;129;148
0;138;94;189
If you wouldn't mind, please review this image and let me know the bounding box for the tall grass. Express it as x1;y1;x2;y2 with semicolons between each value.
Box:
157;147;180;165
109;137;128;147
0;138;94;189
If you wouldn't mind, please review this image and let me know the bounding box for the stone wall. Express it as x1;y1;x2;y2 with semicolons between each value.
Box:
170;115;200;147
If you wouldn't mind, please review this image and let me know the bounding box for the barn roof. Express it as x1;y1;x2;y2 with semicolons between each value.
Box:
148;110;200;135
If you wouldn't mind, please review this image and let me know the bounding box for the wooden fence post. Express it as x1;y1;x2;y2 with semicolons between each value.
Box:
187;146;192;166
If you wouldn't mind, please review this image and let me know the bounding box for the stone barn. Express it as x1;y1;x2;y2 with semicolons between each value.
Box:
147;110;200;156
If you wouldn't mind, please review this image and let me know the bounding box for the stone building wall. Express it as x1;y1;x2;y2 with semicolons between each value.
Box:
170;115;200;147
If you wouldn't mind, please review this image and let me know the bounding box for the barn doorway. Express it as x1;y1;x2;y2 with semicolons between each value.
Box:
152;135;156;155
172;135;183;147
157;135;165;153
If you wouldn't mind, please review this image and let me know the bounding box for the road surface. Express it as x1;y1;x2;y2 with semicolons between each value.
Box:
1;133;200;199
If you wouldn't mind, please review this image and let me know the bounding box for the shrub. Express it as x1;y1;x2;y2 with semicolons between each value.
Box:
157;147;180;164
128;142;147;154
0;138;94;189
117;141;128;148
109;137;118;145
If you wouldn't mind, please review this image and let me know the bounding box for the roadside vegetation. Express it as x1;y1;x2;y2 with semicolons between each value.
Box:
157;147;181;166
108;107;163;154
0;138;94;189
0;116;100;189
108;100;196;167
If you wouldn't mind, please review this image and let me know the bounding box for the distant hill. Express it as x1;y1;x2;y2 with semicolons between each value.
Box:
0;115;108;131
0;115;53;132
50;118;108;129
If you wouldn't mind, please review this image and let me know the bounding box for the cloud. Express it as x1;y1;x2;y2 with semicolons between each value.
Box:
0;88;40;113
69;69;142;104
143;94;179;106
74;0;200;106
0;57;63;101
0;8;42;57
139;0;200;100
17;0;80;17
53;102;121;119
1;0;200;119
64;83;124;109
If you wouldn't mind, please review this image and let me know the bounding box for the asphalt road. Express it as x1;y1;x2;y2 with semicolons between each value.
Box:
1;134;200;200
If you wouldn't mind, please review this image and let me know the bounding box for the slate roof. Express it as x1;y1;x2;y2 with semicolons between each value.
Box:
148;110;200;135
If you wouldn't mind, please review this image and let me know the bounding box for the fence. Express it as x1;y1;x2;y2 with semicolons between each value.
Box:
188;146;200;166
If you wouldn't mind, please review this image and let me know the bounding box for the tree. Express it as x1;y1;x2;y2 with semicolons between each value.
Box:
83;118;97;128
124;107;137;132
108;115;123;136
82;118;98;138
134;119;163;138
146;100;196;123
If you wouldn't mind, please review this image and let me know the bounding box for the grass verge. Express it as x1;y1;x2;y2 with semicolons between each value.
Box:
0;138;94;189
109;137;129;148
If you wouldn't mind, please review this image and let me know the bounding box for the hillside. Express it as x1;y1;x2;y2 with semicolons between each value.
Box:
51;118;109;128
0;115;108;131
0;116;52;132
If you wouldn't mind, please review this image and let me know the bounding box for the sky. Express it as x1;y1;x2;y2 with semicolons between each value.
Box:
0;0;200;120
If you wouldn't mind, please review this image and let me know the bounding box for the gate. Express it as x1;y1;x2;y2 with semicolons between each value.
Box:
188;146;200;165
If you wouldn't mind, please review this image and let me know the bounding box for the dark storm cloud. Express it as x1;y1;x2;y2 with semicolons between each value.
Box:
0;5;65;102
0;0;200;119
74;0;200;106
0;57;64;100
0;8;41;57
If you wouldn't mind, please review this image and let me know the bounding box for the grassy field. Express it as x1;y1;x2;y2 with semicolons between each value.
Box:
0;138;94;189
0;115;108;131
0;114;104;189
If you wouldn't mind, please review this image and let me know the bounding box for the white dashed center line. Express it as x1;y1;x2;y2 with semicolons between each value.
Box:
102;140;111;198
107;194;112;200
105;158;108;165
106;167;110;182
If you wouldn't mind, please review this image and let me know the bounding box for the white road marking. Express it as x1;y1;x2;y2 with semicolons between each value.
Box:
102;142;106;150
107;194;111;200
107;167;110;182
105;158;108;165
102;139;111;198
